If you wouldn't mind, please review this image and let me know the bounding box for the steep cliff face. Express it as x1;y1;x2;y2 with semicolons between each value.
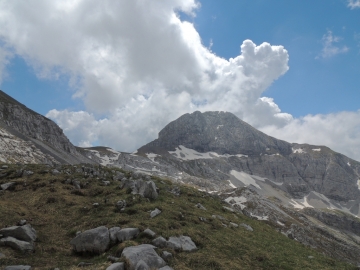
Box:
0;90;94;164
138;111;360;202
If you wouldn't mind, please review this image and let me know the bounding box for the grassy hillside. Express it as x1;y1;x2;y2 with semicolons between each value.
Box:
0;164;356;270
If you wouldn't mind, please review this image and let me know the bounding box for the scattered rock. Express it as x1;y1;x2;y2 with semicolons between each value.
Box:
161;251;173;261
70;226;110;254
107;255;120;263
17;220;27;226
168;236;197;252
199;217;207;222
195;203;206;210
93;203;100;208
0;224;37;243
169;186;181;196
229;222;239;228
116;228;140;242
150;208;161;218
102;181;111;186
109;227;121;244
0;252;6;259
106;262;125;270
4;266;32;270
212;215;225;221
143;228;156;238
1;165;8;169
121;244;166;270
0;236;34;253
116;200;127;211
240;223;253;232
51;169;60;175
308;256;314;259
152;236;167;248
1;182;15;191
72;180;81;190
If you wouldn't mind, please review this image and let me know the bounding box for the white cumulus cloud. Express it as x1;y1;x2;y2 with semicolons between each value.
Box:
0;1;359;161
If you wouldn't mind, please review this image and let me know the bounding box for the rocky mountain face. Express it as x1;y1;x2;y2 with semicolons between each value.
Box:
0;90;95;165
138;111;360;202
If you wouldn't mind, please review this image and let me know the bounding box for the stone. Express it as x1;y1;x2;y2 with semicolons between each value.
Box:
0;236;34;253
70;226;110;254
107;255;120;263
161;251;173;260
121;244;166;270
102;181;111;186
4;266;32;270
17;220;27;226
93;203;100;208
136;180;159;200
1;165;8;169
143;228;156;238
109;227;121;244
116;200;126;211
51;169;60;175
229;222;239;228
0;252;6;259
72;180;81;190
167;236;197;252
240;223;253;232
151;236;167;248
116;228;140;242
1;182;15;191
0;224;37;243
195;203;206;210
159;267;174;270
134;260;150;270
106;262;125;270
150;208;161;218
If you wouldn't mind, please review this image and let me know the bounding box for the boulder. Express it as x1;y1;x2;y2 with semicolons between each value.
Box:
167;236;197;252
161;251;173;261
0;237;34;253
70;226;110;254
151;236;167;248
106;262;125;270
150;208;161;218
116;228;140;242
0;224;37;243
4;266;32;270
143;228;156;238
137;180;158;200
121;244;166;270
109;227;121;244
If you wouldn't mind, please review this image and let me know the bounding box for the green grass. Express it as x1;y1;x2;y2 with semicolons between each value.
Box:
0;164;357;270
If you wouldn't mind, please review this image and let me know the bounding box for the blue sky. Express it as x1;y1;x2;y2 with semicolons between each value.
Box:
0;0;359;160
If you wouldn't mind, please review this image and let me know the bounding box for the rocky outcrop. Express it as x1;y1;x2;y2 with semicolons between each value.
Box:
0;90;94;164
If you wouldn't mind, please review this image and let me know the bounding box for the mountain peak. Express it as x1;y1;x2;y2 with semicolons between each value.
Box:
139;110;291;156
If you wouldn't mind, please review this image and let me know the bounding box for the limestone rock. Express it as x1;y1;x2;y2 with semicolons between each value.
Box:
0;236;34;253
1;182;15;191
150;208;161;218
167;236;197;252
106;262;124;270
121;244;166;270
70;226;110;254
109;227;121;244
143;228;156;238
116;228;140;242
151;236;167;248
0;224;37;243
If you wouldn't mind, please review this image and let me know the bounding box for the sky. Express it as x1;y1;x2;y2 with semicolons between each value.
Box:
0;0;359;161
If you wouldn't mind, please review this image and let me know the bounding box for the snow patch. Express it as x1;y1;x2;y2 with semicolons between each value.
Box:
230;170;262;189
227;180;237;189
146;153;159;164
312;148;321;152
169;145;247;161
225;196;247;210
347;162;351;167
292;148;305;154
358;180;360;190
277;221;285;226
250;214;269;221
